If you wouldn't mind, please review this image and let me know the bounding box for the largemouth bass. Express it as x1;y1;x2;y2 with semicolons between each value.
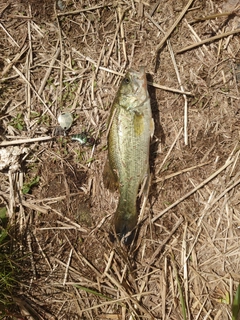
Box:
106;67;154;242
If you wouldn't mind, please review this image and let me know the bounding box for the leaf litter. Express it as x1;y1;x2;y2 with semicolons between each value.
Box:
0;0;240;319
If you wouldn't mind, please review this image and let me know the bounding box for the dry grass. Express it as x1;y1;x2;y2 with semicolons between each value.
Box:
0;0;240;319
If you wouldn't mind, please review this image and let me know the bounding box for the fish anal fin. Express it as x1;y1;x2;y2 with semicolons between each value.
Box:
103;160;118;191
150;118;155;138
138;170;151;198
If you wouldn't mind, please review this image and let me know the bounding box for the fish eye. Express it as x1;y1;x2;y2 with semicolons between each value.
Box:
123;77;130;84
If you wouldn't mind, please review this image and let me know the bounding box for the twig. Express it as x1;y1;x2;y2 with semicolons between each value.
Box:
145;11;164;33
51;208;88;233
144;13;192;96
189;5;240;24
119;6;127;67
167;40;188;145
8;14;32;19
26;6;32;121
149;1;161;16
21;199;49;214
73;49;192;95
72;78;83;111
103;251;115;276
184;19;213;58
177;28;240;54
229;149;240;177
155;0;195;54
138;0;143;18
33;231;52;270
55;4;64;107
156;127;183;175
91;43;105;101
182;223;190;318
5;60;55;118
171;252;187;320
8;171;15;218
197;174;240;228
0;3;10;17
0;136;53;146
148;81;192;95
152;156;235;223
38;46;60;96
63;248;73;286
0;22;19;47
57;4;110;17
80;290;154;313
106;7;128;64
147;217;184;266
1;45;28;77
72;48;124;76
155;161;211;182
12;297;43;320
101;271;154;318
30;192;84;204
27;233;37;280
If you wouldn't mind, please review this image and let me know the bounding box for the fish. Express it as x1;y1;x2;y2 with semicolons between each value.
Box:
106;67;154;242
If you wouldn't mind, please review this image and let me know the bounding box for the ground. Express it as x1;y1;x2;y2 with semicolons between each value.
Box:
0;0;240;319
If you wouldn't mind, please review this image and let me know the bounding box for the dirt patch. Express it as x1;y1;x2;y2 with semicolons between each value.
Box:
19;0;55;21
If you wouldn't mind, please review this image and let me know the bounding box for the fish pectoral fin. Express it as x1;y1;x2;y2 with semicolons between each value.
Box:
103;160;119;191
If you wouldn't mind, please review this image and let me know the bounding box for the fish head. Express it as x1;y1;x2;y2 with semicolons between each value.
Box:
118;67;149;109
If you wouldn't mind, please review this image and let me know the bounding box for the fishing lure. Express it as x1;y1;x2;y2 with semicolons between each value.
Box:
71;132;95;146
58;112;73;131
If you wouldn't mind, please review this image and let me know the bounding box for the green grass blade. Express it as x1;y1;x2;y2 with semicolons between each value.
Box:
232;284;240;320
0;229;8;244
73;284;112;300
0;207;8;230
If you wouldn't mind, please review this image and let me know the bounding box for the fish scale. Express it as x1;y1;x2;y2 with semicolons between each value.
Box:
106;67;154;242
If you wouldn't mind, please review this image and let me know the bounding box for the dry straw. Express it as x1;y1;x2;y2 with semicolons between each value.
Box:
1;0;240;318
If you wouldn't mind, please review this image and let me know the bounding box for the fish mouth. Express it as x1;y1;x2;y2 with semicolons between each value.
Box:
128;67;146;82
128;66;145;76
128;67;147;95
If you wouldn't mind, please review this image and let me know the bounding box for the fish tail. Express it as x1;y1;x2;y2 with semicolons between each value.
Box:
114;198;138;243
